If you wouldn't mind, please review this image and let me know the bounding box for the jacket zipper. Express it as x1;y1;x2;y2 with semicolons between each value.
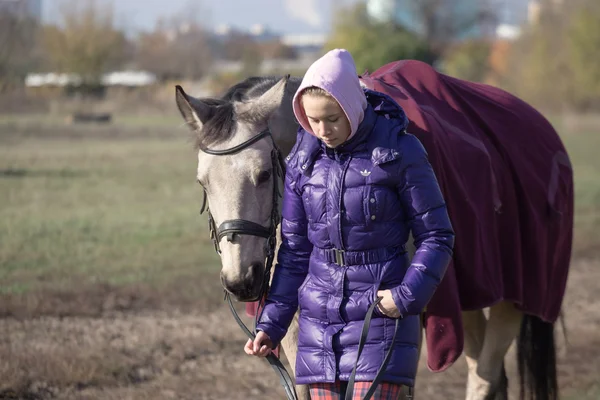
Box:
337;153;351;250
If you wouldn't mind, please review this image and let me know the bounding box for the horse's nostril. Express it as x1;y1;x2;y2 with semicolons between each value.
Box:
220;269;263;302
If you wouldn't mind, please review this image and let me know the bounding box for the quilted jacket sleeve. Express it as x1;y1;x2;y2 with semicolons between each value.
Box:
391;134;455;317
255;166;313;347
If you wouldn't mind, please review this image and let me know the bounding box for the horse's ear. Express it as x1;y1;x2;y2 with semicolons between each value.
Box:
235;76;290;123
176;85;212;131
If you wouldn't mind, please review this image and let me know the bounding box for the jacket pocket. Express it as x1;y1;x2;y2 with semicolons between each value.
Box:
297;275;311;309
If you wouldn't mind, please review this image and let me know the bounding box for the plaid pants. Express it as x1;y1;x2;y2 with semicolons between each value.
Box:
309;381;403;400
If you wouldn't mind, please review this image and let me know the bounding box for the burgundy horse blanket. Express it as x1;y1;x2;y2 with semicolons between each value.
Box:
361;60;574;371
248;59;574;373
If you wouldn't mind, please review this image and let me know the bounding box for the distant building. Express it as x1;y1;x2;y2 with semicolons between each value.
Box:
210;25;326;64
281;33;327;55
0;0;42;20
212;24;280;43
248;24;280;42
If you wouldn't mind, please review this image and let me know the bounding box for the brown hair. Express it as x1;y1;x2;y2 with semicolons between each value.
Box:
300;86;336;102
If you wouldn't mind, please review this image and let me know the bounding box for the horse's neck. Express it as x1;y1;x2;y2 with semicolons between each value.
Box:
272;78;301;272
271;78;302;157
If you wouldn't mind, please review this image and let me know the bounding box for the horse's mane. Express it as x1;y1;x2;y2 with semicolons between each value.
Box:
195;77;286;150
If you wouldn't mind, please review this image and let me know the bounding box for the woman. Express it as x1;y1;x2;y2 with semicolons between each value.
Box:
244;49;455;399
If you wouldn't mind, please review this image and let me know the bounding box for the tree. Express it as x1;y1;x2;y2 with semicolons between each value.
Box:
486;39;512;87
566;2;600;110
325;3;434;74
40;0;128;84
501;0;600;111
412;0;495;59
442;40;491;83
257;40;297;60
0;11;39;90
133;0;213;81
363;0;495;63
218;31;259;61
135;18;213;81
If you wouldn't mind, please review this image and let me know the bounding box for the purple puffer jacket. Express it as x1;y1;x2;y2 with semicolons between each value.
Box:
256;90;455;387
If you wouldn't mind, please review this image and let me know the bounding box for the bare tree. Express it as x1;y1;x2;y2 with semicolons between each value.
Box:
216;31;259;61
0;10;38;91
40;0;128;84
503;0;600;111
135;17;213;81
257;40;297;60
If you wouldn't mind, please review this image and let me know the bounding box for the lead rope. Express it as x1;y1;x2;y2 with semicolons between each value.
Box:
225;293;299;400
345;298;402;400
224;238;298;399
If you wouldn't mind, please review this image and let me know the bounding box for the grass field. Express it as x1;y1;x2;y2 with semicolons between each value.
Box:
0;121;225;317
1;115;599;399
561;126;600;256
1;117;599;299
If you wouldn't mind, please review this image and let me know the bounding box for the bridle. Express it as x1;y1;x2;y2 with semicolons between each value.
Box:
199;127;284;302
198;127;298;400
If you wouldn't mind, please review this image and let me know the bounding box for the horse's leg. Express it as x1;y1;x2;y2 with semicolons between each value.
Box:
280;311;311;399
465;301;522;400
463;308;488;400
493;363;509;400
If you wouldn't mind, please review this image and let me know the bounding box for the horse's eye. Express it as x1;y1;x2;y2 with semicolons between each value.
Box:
257;170;272;185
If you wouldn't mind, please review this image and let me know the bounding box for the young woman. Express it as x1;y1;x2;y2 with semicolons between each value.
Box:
244;49;455;399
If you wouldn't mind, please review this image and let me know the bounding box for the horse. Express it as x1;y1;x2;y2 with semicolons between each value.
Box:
175;60;573;400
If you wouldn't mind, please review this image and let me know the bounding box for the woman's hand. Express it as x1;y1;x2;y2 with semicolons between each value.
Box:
376;289;401;318
244;331;273;357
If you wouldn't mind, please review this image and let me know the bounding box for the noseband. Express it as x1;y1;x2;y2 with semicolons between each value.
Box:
198;128;298;400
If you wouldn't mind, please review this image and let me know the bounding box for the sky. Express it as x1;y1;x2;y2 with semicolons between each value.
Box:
42;0;359;35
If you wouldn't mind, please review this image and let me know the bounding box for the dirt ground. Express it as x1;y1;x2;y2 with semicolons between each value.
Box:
1;258;599;400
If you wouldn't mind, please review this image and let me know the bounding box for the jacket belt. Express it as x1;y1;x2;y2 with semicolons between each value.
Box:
313;246;404;267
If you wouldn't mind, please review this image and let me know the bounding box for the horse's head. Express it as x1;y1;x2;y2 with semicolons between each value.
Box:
176;77;291;302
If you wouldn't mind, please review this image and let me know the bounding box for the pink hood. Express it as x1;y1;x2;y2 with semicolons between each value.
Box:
292;49;367;140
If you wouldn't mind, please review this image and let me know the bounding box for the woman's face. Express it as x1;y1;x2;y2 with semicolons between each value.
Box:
302;94;351;148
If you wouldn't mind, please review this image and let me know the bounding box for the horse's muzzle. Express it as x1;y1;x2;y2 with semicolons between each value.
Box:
220;262;265;302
